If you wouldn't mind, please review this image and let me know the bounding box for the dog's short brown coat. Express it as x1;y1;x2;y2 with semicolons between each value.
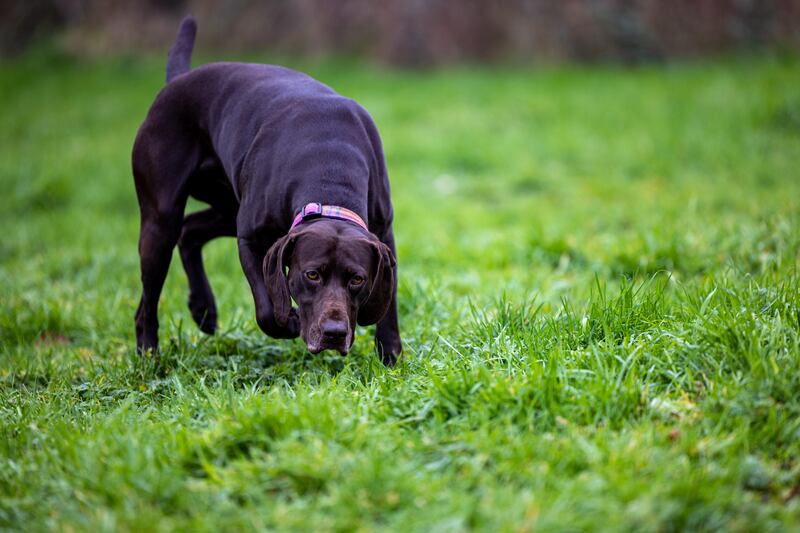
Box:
132;17;401;363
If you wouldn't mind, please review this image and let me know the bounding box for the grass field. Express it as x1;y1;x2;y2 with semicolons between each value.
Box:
1;50;800;531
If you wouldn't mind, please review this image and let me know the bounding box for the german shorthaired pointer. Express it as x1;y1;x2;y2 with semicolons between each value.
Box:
132;17;401;364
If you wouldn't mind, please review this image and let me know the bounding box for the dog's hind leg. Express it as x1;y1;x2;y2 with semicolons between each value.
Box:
178;208;236;333
133;125;200;354
135;205;188;354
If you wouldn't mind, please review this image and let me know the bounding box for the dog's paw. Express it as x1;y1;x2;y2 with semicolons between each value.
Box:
285;308;301;337
257;308;300;339
375;334;402;367
188;293;217;334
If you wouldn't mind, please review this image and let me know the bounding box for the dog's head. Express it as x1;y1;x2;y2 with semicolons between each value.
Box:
263;220;395;355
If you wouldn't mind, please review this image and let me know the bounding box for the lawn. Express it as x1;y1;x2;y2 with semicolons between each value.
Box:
1;50;799;531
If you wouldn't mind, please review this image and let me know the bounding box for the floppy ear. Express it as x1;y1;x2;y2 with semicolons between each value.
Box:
263;233;296;326
357;240;396;326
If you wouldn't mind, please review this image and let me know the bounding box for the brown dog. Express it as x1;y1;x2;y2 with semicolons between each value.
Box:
132;17;401;364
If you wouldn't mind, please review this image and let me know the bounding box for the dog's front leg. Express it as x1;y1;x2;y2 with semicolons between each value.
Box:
375;227;402;365
238;238;300;339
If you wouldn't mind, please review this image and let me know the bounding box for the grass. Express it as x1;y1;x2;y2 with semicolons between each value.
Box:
1;50;800;531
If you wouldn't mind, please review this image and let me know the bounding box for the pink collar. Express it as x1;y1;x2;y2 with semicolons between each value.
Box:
291;202;368;231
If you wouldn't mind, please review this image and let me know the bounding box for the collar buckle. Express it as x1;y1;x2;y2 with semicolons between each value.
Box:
301;202;323;220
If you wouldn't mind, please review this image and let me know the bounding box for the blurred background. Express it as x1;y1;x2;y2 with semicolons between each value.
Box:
3;0;800;66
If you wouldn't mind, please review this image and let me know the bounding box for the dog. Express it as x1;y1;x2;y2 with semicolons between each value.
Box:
132;17;402;365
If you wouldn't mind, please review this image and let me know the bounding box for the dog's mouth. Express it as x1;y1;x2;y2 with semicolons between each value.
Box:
304;327;352;356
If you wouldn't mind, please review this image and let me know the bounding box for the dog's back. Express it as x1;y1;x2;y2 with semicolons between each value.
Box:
146;61;374;196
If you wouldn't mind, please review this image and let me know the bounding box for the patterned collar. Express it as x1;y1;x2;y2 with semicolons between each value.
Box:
291;202;368;231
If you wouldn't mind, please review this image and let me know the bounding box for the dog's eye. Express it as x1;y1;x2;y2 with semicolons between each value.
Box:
305;270;320;281
351;275;365;286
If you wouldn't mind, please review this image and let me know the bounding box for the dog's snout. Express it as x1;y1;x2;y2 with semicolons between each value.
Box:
321;319;348;340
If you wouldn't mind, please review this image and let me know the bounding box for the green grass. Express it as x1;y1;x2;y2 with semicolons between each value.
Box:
1;50;800;531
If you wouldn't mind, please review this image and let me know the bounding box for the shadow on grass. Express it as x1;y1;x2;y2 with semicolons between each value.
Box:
134;325;360;389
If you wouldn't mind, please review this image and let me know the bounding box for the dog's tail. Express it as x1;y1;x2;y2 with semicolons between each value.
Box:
166;16;197;83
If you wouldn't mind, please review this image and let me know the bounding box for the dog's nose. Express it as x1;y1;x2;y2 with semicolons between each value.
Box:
321;319;348;341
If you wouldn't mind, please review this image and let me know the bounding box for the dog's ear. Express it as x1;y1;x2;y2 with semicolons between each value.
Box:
357;240;396;326
263;233;297;326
